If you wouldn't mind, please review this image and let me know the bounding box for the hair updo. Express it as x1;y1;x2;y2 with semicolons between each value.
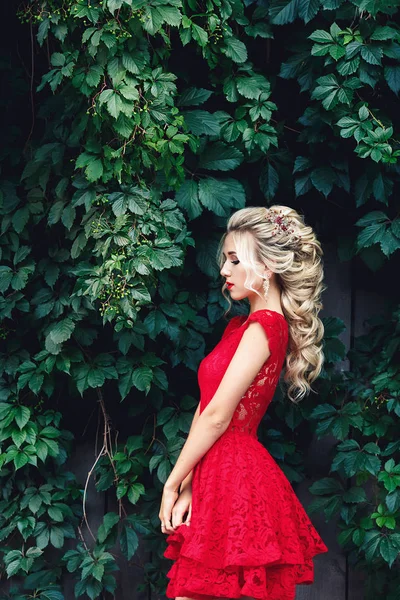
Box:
217;205;326;404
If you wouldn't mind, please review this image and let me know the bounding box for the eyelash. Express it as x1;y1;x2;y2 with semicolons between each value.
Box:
231;260;240;265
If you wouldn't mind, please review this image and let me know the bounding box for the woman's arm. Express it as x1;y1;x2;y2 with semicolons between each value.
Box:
179;401;201;492
164;321;271;493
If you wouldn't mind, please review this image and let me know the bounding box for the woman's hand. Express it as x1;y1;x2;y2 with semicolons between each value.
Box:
159;484;179;535
171;486;192;529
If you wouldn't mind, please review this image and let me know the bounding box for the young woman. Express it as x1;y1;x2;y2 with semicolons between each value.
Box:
159;205;329;600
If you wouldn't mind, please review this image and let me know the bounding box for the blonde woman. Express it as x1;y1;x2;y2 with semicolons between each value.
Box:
159;206;329;600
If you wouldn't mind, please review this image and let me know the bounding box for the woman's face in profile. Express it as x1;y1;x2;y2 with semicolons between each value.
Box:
220;232;263;301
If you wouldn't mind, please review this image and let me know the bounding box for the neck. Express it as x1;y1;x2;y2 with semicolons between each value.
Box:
248;284;283;315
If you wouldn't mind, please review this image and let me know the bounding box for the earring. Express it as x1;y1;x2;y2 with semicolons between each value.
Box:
262;275;270;300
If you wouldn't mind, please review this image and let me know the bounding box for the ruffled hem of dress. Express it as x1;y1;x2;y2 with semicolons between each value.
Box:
164;522;328;600
164;552;317;600
164;515;328;569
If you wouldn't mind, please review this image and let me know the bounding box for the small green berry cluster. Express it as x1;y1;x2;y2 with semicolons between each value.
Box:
86;104;100;117
17;4;51;25
210;22;226;44
93;195;109;206
373;393;389;410
98;272;133;317
132;102;151;115
90;218;106;235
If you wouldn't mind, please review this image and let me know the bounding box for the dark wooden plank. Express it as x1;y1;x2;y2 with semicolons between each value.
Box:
347;286;387;600
295;476;346;600
322;242;352;367
107;492;150;600
293;243;351;599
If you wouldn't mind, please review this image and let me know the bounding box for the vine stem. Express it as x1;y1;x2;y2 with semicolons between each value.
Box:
81;443;106;542
97;388;126;518
80;387;127;544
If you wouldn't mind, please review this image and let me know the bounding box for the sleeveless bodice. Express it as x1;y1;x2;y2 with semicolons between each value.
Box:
197;310;289;437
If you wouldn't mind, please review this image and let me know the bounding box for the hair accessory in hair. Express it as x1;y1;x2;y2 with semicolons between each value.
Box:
265;208;300;246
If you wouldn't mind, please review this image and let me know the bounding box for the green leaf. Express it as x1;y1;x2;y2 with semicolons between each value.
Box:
120;525;139;560
361;45;383;66
142;6;163;34
183;110;220;136
48;506;64;522
380;537;398;567
355;211;388;227
199;143;243;171
37;18;50;46
132;366;153;393
98;89;123;119
61;205;76;230
157;5;182;27
48;201;64;225
298;0;320;23
191;24;208;47
380;230;399;257
309;477;343;495
127;483;145;504
310;167;335;197
107;0;123;14
357;223;387;250
269;0;299;25
391;219;400;239
98;512;119;544
51;53;65;67
342;486;367;503
92;563;105;582
12;207;29;233
245;22;273;39
309;30;333;44
329;45;346;60
41;426;60;439
359;105;369;120
177;87;213;107
0;266;13;293
236;75;268;100
29;373;44;395
384;66;400;95
370;26;399;41
12;429;27;448
50;526;64;548
175;180;202;220
85;159;104;182
15;406;31;429
49;318;75;344
259;163;279;200
6;559;22;578
198;177;245;216
14;452;29;471
122;51;147;75
222;37;248;63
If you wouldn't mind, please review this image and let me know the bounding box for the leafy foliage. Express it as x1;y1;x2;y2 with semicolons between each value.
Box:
0;0;399;597
306;307;400;598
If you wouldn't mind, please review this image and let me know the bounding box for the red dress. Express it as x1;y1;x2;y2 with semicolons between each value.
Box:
164;309;328;600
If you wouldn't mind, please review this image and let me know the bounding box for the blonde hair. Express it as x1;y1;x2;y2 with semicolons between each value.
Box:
217;205;326;404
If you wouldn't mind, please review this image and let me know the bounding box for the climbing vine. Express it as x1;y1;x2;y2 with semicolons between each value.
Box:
0;0;399;597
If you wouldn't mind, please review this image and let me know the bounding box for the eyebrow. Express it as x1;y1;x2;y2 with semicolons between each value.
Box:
222;251;237;257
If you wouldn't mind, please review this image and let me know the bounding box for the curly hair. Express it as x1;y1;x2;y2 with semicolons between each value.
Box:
217;205;326;404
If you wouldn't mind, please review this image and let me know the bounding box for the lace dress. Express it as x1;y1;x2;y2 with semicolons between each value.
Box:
163;309;328;600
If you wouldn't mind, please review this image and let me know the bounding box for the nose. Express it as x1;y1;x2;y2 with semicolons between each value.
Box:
220;259;231;278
